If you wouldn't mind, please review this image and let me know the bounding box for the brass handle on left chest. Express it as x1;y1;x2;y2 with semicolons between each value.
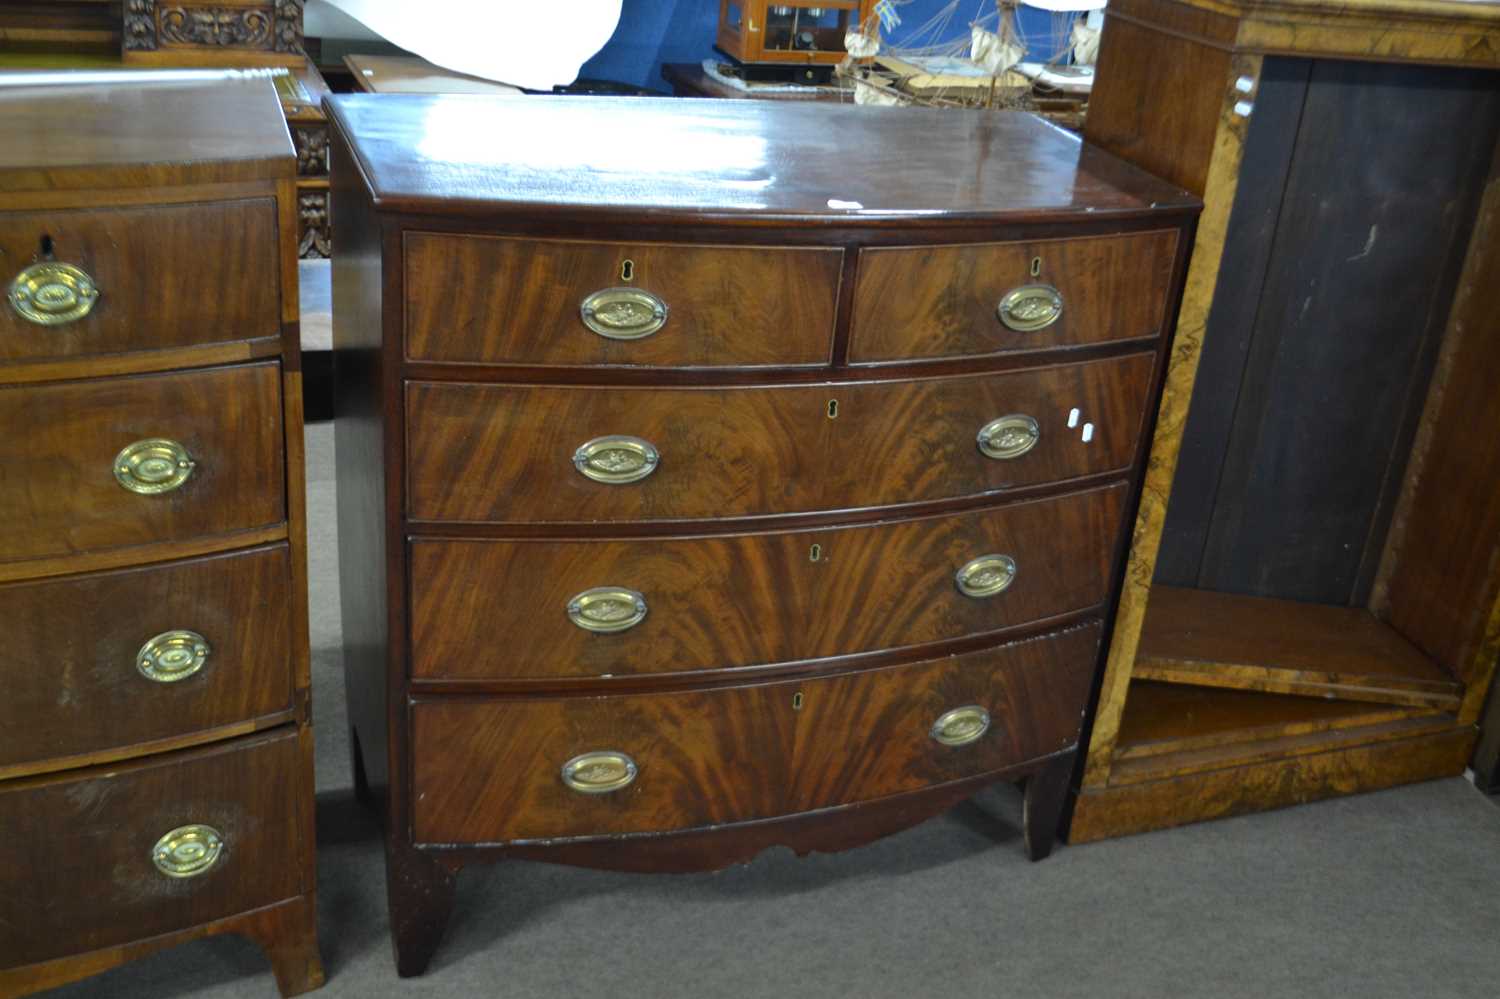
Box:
560;751;638;794
151;824;224;878
114;438;195;495
573;435;659;485
137;630;211;683
9;261;99;326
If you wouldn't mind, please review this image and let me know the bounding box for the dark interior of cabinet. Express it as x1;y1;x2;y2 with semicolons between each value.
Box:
1120;56;1500;759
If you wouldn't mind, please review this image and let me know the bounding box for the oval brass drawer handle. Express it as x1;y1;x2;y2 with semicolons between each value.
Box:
567;586;648;634
580;287;668;340
573;434;659;485
151;823;224;878
955;554;1017;598
9;261;99;326
137;629;211;683
996;283;1063;332
115;438;195;495
977;414;1040;460
930;705;991;747
560;750;639;795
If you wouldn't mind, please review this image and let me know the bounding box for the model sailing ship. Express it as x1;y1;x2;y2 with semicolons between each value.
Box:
839;0;1103;125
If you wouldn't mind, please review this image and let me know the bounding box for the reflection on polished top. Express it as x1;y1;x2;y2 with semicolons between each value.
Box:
326;95;1197;223
0;76;293;191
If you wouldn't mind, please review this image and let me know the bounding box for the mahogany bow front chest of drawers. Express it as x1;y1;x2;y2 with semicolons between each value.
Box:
0;78;322;996
327;94;1198;975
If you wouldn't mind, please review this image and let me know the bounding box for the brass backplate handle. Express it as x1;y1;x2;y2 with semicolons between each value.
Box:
996;283;1063;333
930;705;991;747
137;629;211;683
955;554;1017;599
567;586;648;634
573;434;659;485
560;750;639;794
115;438;196;495
580;287;668;340
9;261;99;326
977;414;1040;460
151;823;224;878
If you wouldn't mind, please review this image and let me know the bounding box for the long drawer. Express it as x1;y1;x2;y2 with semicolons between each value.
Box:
0;199;281;364
0;544;293;775
849;229;1179;363
0;729;305;968
405;353;1152;524
410;622;1099;844
0;362;285;563
404;233;843;367
409;484;1123;682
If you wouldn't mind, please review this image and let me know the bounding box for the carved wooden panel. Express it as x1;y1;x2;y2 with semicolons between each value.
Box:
122;0;304;58
297;187;329;259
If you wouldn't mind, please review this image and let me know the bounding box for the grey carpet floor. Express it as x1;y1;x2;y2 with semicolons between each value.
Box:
42;423;1500;999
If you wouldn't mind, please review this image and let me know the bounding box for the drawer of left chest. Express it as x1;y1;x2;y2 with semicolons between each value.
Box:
0;730;305;970
408;623;1100;844
0;362;285;564
0;200;281;365
0;544;294;777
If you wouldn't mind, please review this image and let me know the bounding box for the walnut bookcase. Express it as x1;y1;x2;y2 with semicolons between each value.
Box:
1070;0;1500;841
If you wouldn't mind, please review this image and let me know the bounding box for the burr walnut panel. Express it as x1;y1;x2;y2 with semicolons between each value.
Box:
0;730;305;969
0;362;285;564
0;544;294;775
410;623;1100;844
404;355;1153;524
0;199;281;365
849;230;1179;363
404;233;842;367
408;485;1124;682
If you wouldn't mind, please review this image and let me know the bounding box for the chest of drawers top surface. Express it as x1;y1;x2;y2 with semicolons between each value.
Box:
327;94;1197;223
0;76;293;192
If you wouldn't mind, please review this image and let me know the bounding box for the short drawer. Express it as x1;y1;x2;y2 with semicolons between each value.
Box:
849;230;1178;362
410;484;1123;682
0;729;305;968
404;233;842;367
0;362;285;563
405;353;1152;524
411;623;1100;843
0;544;293;776
0;199;281;364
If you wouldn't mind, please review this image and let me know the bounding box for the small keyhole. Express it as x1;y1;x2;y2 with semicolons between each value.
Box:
620;259;634;282
39;234;54;259
827;399;839;420
792;692;804;711
1030;256;1042;277
809;543;821;562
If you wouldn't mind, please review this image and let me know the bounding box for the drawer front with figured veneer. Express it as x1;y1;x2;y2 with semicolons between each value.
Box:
404;233;843;368
409;484;1123;682
0;544;294;775
0;729;305;970
850;230;1178;363
0;200;281;364
405;356;1151;524
410;623;1100;844
0;362;285;563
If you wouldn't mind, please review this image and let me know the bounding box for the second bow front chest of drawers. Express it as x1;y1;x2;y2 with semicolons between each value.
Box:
327;94;1199;975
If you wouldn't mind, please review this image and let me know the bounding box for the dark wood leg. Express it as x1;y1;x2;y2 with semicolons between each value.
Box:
350;725;375;809
387;842;459;977
1022;750;1076;862
241;894;325;997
